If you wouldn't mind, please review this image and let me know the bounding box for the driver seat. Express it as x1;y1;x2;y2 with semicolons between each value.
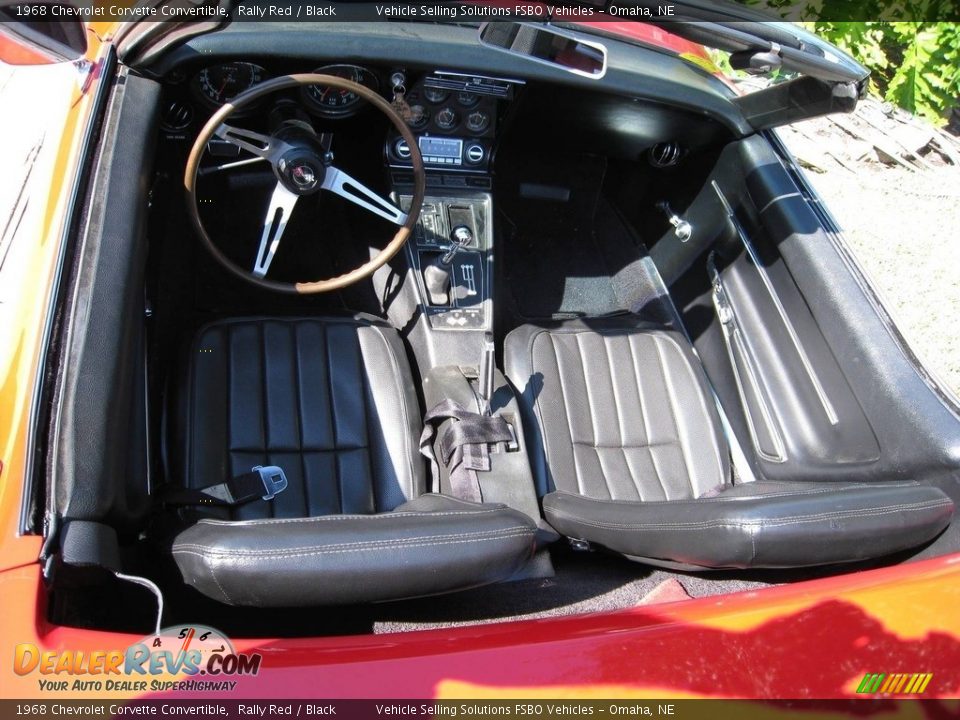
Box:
168;315;536;606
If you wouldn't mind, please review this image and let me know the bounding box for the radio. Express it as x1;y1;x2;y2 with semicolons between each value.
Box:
392;136;488;170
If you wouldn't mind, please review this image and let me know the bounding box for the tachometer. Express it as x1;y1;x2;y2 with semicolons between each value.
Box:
193;62;268;108
302;65;380;118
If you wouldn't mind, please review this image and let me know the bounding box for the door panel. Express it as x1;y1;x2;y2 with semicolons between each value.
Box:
653;135;960;485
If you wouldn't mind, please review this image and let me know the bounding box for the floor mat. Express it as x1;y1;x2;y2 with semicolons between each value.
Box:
368;548;773;633
498;154;662;320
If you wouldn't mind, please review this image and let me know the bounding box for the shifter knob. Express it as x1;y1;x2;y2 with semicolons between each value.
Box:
442;225;473;264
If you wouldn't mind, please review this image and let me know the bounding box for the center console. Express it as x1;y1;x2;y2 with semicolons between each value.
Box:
388;70;521;335
384;72;553;576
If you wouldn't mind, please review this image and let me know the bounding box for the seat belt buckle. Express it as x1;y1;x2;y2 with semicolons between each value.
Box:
252;465;288;501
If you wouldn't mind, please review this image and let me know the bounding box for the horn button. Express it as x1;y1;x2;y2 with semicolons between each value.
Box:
277;149;327;195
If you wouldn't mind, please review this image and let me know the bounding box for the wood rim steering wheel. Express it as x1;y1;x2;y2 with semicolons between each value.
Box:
184;73;425;294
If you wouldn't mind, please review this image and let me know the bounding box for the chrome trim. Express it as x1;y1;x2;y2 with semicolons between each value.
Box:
431;70;527;86
709;254;787;464
477;22;608;81
712;181;839;426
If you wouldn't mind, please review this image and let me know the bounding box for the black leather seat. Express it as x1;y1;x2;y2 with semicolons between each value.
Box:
505;318;954;569
169;316;536;606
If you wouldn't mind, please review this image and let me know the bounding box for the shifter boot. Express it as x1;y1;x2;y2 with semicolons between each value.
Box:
424;260;452;306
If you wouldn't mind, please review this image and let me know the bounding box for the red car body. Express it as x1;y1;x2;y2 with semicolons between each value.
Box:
0;16;958;702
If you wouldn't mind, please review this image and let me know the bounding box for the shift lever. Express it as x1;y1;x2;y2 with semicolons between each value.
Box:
443;225;473;263
478;332;495;416
423;225;473;306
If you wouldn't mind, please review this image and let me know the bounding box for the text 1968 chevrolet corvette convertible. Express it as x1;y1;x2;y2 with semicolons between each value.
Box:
1;0;959;700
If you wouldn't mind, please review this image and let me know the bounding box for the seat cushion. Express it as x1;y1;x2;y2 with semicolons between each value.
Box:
173;494;538;606
504;318;729;500
172;315;424;520
543;481;954;569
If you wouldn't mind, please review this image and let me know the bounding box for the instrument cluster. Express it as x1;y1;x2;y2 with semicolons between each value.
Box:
187;61;382;118
161;62;519;180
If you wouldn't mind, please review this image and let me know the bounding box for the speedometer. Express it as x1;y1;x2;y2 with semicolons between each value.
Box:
192;62;268;108
301;65;380;118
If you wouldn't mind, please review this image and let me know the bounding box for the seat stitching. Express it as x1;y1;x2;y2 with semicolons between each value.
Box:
292;322;308;516
370;324;418;502
526;330;555;495
258;321;273;519
173;530;535;560
356;329;377;513
225;325;235;520
208;561;233;604
653;334;694;501
549;333;583;495
659;332;726;493
193;508;506;525
546;499;952;531
318;323;340;513
626;335;655;501
574;335;602;493
584;337;615;501
603;336;638;501
552;483;924;503
574;440;683;449
174;525;535;554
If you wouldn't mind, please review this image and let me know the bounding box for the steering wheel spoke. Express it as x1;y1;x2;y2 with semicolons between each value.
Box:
323;167;407;225
215;123;292;162
187;73;424;293
253;182;300;279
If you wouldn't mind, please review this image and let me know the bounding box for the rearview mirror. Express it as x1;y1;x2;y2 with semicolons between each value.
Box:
478;22;607;79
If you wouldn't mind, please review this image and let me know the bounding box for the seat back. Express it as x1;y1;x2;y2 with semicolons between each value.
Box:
171;316;424;520
505;320;730;501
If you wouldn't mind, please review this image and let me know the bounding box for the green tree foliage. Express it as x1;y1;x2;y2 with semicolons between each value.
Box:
810;21;960;125
737;3;960;123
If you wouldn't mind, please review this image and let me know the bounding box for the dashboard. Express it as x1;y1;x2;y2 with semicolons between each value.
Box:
161;61;522;184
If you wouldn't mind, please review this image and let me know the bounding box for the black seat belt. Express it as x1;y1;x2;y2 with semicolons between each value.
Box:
419;399;515;503
160;465;288;507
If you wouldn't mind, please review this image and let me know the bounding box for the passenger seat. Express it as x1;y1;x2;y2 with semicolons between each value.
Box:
504;318;954;569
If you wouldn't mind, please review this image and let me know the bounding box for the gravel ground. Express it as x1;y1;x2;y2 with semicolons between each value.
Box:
779;131;960;401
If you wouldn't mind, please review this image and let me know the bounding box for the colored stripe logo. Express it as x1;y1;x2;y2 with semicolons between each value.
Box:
856;672;933;694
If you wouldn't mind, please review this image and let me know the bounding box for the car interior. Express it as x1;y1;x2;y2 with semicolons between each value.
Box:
34;20;960;637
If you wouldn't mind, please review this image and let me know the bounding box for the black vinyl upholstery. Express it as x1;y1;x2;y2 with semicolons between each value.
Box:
170;316;536;605
505;318;954;569
176;316;423;519
505;320;729;500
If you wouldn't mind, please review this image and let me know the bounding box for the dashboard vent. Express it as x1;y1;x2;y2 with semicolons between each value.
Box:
161;100;194;132
426;72;521;99
649;141;683;168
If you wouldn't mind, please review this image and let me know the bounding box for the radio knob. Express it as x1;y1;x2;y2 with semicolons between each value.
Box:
394;138;411;160
465;143;485;164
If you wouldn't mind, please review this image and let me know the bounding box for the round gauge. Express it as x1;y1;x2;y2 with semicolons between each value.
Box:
408;104;430;130
457;91;481;108
302;64;380;118
466;110;490;134
423;86;450;104
193;62;268;108
435;107;459;131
